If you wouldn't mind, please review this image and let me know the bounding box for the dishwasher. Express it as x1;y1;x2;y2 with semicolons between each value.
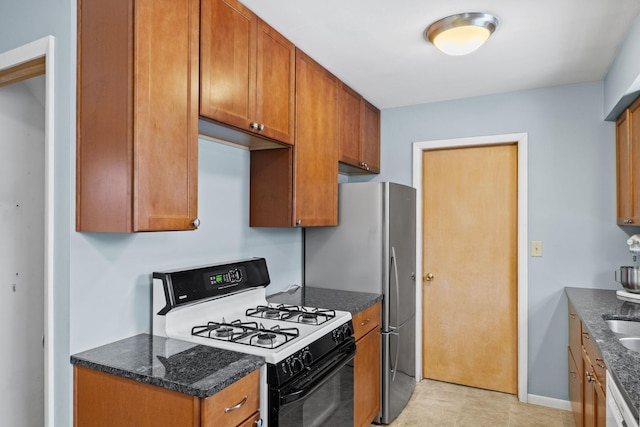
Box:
607;371;638;427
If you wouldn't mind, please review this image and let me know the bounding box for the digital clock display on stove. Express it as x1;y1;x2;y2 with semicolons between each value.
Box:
204;267;244;290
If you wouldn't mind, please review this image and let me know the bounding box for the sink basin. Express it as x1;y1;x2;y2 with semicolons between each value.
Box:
605;319;640;336
619;337;640;352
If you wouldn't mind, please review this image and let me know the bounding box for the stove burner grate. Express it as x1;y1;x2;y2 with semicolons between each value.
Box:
191;320;300;349
246;304;337;325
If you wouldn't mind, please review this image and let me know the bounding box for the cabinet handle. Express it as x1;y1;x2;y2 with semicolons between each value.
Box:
596;358;606;369
258;123;265;131
586;371;594;383
192;218;200;228
224;395;248;413
569;313;576;319
361;318;370;326
582;332;590;340
254;419;263;427
570;370;577;378
624;219;634;224
250;122;259;130
295;219;302;226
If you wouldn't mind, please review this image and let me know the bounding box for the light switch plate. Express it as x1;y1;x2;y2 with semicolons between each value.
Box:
531;241;543;257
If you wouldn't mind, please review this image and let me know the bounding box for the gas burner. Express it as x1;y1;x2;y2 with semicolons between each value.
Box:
215;326;234;338
256;333;277;346
299;313;318;324
263;309;281;319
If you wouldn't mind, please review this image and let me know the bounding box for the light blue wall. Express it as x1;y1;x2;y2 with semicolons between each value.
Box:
353;81;631;400
70;140;302;352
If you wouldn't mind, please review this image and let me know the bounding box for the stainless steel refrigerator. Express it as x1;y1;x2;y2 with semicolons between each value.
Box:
304;181;416;424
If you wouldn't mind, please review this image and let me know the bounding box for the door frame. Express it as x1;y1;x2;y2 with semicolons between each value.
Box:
0;36;56;427
412;133;528;402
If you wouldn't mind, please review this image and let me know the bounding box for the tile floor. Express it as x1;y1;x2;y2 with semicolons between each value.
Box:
382;379;575;427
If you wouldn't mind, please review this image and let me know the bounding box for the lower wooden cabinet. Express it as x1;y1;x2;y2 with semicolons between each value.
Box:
567;301;607;427
74;366;260;427
353;302;381;427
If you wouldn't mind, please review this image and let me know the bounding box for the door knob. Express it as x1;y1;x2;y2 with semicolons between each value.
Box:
424;273;434;282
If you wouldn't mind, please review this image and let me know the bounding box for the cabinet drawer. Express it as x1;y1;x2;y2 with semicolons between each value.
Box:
582;329;606;387
353;302;381;341
237;411;261;427
201;370;260;427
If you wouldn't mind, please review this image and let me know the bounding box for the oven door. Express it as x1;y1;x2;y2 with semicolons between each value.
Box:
270;339;356;427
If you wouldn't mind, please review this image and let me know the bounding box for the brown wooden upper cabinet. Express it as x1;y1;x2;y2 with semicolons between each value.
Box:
338;83;380;174
617;96;640;226
250;50;338;227
200;0;295;145
76;0;199;232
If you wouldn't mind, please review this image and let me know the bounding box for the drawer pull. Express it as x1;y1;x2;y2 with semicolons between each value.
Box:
569;313;576;319
224;395;248;413
361;319;371;326
570;370;577;378
582;332;590;340
586;371;594;383
596;358;606;369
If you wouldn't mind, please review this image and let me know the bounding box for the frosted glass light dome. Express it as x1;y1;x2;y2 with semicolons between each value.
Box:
426;13;499;56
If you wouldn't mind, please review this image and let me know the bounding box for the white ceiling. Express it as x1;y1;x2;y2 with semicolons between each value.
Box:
240;0;640;109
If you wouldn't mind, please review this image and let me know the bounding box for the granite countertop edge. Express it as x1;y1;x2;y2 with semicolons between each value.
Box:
70;334;265;399
565;287;640;420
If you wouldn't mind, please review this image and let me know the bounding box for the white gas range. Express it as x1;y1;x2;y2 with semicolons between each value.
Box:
152;258;356;427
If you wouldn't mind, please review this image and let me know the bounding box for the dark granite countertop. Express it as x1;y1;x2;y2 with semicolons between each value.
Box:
565;287;640;420
267;285;382;314
70;334;264;399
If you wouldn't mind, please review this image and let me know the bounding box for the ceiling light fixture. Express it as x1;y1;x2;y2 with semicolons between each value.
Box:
425;12;499;56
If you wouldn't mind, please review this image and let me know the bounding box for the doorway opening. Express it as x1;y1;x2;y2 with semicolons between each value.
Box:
412;133;528;402
0;36;55;427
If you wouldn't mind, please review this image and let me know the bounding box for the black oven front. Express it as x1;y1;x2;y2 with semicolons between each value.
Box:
268;337;356;427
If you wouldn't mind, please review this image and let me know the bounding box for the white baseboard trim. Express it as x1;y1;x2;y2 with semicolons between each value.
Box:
527;394;572;411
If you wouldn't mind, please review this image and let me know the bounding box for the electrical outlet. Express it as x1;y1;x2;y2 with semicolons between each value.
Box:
531;241;543;257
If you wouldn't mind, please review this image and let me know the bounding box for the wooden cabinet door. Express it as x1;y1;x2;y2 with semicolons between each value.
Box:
200;0;256;131
355;328;381;427
293;50;338;227
568;350;583;427
255;20;295;144
77;0;199;232
361;99;380;173
568;301;582;377
74;366;201;427
595;380;606;427
583;363;595;427
617;108;633;224
134;0;199;231
617;97;640;226
338;83;362;167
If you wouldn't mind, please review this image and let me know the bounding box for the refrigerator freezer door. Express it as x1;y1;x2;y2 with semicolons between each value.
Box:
381;313;416;424
304;182;384;293
385;183;417;329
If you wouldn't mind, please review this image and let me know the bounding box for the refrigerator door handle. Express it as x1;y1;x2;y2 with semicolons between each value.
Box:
381;329;400;380
390;246;400;381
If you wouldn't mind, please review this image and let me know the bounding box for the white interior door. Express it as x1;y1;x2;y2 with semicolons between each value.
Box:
0;76;45;426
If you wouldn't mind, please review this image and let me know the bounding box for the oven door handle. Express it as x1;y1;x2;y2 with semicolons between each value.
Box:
279;341;355;406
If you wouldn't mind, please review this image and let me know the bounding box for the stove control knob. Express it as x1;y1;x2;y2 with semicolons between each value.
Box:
333;329;345;344
290;357;304;374
301;350;313;366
